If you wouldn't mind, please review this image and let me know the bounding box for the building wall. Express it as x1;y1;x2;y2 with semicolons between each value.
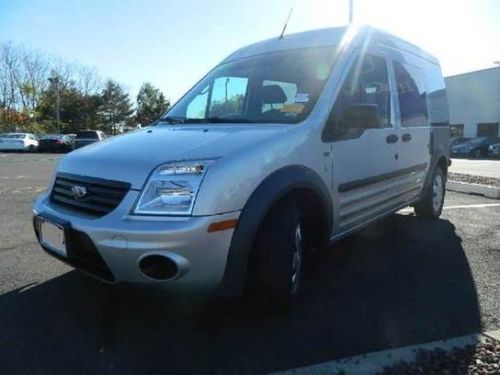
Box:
445;67;500;137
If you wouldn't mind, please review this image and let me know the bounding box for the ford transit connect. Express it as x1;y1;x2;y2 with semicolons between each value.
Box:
33;25;450;310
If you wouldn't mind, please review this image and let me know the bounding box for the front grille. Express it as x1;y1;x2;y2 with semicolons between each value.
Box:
50;173;130;218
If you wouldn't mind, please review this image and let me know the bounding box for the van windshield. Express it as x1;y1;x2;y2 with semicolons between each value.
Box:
162;46;338;124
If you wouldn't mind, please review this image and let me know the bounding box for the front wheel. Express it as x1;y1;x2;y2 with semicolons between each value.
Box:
414;167;446;219
248;200;304;311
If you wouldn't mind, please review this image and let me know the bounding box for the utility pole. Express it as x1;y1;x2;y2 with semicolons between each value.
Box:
349;0;353;24
48;76;61;133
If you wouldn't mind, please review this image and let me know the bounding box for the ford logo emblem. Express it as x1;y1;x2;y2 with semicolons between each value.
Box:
71;185;87;199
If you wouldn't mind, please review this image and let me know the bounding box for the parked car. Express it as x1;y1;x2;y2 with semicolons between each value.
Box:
488;143;500;158
38;134;74;153
32;25;450;311
0;133;39;152
73;130;106;149
449;136;470;150
451;137;500;158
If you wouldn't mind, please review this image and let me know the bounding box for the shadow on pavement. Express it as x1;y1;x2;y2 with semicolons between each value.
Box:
0;214;481;374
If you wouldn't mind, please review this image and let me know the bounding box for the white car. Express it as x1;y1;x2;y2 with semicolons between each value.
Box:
0;133;39;152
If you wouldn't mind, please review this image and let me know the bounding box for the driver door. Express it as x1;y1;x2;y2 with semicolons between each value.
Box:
324;51;402;235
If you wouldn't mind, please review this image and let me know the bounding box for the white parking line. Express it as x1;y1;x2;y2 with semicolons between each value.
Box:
399;203;500;214
443;203;500;210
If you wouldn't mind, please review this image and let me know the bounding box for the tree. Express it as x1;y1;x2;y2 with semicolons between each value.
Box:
0;41;104;133
37;77;103;133
100;80;133;134
136;82;169;126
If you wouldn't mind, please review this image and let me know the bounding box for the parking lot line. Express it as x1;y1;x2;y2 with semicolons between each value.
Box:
442;203;500;210
399;202;500;214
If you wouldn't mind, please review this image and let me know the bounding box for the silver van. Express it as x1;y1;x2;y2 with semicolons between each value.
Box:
33;25;450;310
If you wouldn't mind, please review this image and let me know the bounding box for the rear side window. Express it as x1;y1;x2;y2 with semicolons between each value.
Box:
393;61;428;127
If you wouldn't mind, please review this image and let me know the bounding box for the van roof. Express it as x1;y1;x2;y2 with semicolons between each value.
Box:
223;25;438;65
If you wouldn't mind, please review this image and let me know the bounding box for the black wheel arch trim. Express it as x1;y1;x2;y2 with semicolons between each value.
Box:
423;151;449;194
218;165;333;296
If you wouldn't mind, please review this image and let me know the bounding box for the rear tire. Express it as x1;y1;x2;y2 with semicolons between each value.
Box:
414;166;445;219
248;200;303;312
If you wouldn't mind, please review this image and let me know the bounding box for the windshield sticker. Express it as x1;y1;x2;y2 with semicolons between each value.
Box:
294;93;310;103
281;104;305;114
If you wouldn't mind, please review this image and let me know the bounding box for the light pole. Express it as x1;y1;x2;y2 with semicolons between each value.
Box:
48;76;60;133
225;78;230;102
349;0;353;24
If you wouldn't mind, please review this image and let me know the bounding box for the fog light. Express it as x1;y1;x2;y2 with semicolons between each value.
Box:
139;255;178;281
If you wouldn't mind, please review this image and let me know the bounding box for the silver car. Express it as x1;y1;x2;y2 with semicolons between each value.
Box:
33;25;450;310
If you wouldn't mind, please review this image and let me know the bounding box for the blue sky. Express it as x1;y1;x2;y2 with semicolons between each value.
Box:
1;0;499;103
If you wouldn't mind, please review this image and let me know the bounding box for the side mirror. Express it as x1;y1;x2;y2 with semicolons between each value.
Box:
341;104;380;130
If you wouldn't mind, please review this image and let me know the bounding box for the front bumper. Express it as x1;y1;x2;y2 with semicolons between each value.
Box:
33;191;239;294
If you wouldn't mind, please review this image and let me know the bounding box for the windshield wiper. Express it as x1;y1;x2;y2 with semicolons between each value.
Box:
158;116;256;125
158;116;186;124
204;117;255;123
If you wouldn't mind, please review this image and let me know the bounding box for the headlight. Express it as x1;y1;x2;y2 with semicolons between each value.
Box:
133;159;216;215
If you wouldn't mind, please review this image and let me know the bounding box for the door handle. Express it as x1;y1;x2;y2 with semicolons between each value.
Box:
402;133;412;142
386;134;399;144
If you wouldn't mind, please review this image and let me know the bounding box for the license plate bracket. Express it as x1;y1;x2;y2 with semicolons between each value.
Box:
40;219;67;257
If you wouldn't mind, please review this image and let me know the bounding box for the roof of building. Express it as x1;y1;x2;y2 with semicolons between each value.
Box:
445;66;500;80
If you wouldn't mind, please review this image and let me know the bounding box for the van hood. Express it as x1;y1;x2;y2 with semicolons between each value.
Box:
58;125;288;189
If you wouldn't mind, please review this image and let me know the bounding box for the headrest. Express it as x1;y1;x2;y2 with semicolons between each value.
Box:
261;84;287;104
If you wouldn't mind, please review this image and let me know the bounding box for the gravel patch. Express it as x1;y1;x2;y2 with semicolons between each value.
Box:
449;173;500;187
379;337;500;375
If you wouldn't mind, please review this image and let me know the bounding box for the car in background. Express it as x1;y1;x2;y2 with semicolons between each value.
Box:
73;130;106;149
488;143;500;158
449;136;470;149
38;134;74;153
451;137;500;158
0;133;39;152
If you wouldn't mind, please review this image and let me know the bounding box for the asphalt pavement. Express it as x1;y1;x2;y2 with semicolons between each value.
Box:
0;152;499;374
450;158;500;179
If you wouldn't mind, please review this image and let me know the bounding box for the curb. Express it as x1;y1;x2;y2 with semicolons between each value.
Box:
271;331;499;375
447;180;500;199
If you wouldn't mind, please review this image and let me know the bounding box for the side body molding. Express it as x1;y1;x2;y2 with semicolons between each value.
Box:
219;165;333;295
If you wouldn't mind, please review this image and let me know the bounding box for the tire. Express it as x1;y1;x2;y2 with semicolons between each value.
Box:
414;166;446;219
248;200;304;311
474;149;482;158
27;145;36;153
